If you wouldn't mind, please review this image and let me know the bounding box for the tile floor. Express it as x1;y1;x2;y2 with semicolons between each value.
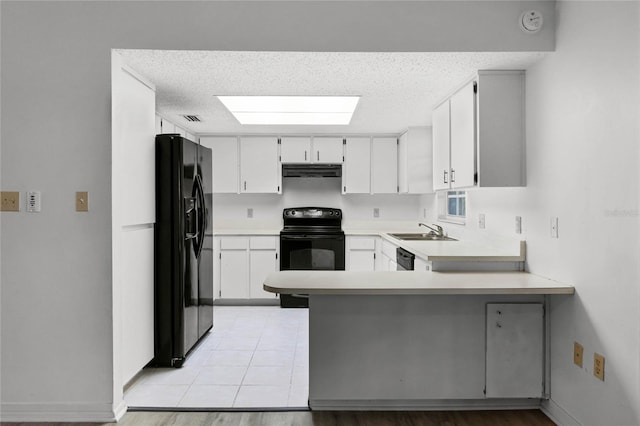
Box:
124;306;309;409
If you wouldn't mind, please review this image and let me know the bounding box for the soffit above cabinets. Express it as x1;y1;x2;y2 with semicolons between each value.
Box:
117;50;546;135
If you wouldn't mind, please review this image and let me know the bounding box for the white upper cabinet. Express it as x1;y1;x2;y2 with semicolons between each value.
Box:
449;81;476;188
312;137;344;164
371;137;398;194
432;70;525;190
432;103;451;191
280;136;311;163
240;136;281;193
343;137;371;194
200;136;239;193
398;127;433;194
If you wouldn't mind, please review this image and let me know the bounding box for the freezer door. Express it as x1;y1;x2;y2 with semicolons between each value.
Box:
197;144;214;338
182;138;199;358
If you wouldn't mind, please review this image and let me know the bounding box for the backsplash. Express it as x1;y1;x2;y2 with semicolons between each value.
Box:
213;177;422;229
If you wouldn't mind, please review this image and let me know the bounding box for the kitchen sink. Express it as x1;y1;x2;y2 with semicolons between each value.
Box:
388;233;457;241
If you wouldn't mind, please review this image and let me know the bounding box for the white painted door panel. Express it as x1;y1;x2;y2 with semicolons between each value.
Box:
281;136;311;163
250;250;278;298
432;101;451;191
372;137;398;194
201;136;239;194
220;250;248;298
240;136;280;193
486;303;544;398
313;137;343;163
450;81;476;188
343;137;371;194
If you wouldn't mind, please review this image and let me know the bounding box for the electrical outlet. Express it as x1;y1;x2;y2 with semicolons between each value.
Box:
573;342;583;367
594;353;605;381
515;216;522;234
247;208;253;218
373;208;380;218
1;191;20;212
76;191;89;212
551;216;559;238
479;213;486;229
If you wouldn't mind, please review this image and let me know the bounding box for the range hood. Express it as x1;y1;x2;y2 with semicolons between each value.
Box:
282;164;342;178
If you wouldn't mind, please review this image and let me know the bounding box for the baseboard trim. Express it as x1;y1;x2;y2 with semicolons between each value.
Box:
310;398;542;411
541;399;582;426
0;402;119;422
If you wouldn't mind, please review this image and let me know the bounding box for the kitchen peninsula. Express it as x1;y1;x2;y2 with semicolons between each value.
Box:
264;270;573;410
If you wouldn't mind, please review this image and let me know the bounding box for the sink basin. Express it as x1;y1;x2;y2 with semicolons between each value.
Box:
388;233;457;241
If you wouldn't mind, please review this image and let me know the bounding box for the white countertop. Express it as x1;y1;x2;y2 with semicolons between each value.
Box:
264;271;574;295
213;226;525;262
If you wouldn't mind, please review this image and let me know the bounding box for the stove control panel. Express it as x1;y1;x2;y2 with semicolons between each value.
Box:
283;207;342;219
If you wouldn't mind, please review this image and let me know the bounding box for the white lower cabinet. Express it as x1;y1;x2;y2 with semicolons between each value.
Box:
380;239;398;271
347;236;376;271
217;236;279;300
249;237;279;299
485;303;544;398
220;249;249;298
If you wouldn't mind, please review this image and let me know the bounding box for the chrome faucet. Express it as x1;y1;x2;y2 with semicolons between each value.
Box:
419;222;444;236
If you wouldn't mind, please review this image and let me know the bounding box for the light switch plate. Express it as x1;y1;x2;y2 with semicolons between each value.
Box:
1;191;20;212
515;216;522;234
76;191;89;212
373;208;380;218
551;216;559;238
247;208;253;218
26;191;42;213
479;213;486;229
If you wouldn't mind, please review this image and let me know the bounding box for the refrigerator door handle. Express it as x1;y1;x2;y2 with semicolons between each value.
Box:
194;175;207;259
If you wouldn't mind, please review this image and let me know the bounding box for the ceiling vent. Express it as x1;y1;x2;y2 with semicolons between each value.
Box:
182;115;202;122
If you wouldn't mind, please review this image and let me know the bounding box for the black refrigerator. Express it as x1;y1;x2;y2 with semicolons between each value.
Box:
154;134;213;367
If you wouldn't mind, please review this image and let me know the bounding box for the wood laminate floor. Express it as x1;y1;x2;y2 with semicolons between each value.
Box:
2;409;556;426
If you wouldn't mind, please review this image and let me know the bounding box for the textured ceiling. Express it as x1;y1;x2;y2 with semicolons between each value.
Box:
118;50;546;135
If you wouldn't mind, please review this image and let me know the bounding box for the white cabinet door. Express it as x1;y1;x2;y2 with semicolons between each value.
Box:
313;137;343;163
399;127;433;194
371;137;398;194
432;101;451;191
486;303;544;398
347;236;376;271
280;136;311;163
220;250;249;298
250;250;278;298
450;81;476;189
201;136;239;193
343;137;371;194
240;136;280;193
349;251;376;272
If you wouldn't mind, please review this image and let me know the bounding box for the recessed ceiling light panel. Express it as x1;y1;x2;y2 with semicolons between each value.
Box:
217;95;359;125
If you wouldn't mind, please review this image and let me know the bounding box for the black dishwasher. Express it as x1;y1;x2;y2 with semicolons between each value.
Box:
396;247;415;271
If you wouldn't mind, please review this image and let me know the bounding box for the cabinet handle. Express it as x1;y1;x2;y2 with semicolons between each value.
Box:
451;169;456;183
443;170;448;184
496;322;502;328
317;151;320;161
305;151;307;161
244;181;247;191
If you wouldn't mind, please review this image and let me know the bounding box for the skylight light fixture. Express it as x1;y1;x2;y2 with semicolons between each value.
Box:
217;96;360;125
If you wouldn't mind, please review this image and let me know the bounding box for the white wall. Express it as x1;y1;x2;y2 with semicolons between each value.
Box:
427;3;640;425
214;178;422;230
0;0;555;422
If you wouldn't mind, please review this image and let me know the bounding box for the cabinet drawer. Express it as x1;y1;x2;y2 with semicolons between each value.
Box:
220;237;248;250
249;236;278;250
349;236;376;250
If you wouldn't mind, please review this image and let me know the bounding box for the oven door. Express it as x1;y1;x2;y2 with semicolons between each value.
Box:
280;233;345;271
